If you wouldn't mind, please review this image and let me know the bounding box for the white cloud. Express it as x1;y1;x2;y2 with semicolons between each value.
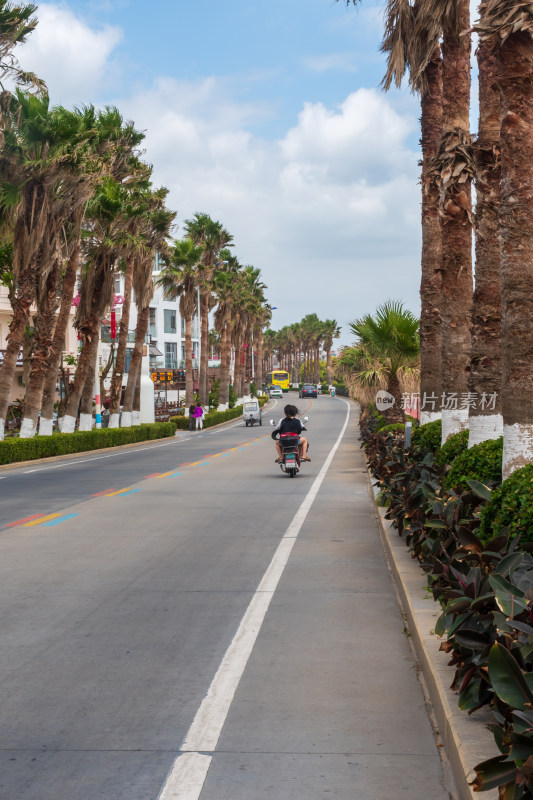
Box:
17;3;122;105
119;80;421;339
14;3;423;341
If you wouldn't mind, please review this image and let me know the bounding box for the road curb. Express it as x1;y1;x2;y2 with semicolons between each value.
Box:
367;474;498;800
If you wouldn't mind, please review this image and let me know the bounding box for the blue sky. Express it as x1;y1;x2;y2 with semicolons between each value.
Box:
19;0;425;347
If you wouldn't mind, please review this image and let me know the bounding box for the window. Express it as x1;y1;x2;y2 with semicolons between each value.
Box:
164;309;176;334
125;349;133;374
149;308;157;340
165;342;177;369
114;277;121;294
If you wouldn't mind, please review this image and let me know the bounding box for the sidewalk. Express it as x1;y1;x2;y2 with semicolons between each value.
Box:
197;405;455;799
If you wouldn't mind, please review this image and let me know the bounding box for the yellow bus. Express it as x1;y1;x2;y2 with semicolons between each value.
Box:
266;370;290;392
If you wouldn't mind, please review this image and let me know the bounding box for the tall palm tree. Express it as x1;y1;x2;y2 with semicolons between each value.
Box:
430;0;473;442
380;0;444;425
0;92;100;439
477;1;533;477
213;253;240;410
156;237;204;409
349;301;420;422
322;319;341;385
468;10;503;447
121;191;175;427
37;110;144;435
184;213;233;405
19;105;119;437
0;1;45;94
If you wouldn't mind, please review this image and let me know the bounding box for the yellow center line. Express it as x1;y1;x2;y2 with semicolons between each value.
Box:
24;513;61;527
155;472;174;478
105;487;135;497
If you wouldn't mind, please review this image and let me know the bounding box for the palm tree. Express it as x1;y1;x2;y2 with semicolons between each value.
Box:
121;190;175;427
322;319;341;385
184;213;233;405
0;92;100;439
476;2;533;477
468;10;502;447
349;301;420;422
19;105;119;437
37;110;143;435
156;237;204;409
213;254;240;410
380;0;444;425
0;1;45;94
429;0;474;442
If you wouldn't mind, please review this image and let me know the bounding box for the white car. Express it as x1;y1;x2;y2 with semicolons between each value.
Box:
269;386;283;398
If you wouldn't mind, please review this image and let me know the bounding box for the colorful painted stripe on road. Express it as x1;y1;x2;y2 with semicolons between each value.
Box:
43;514;79;526
104;487;141;497
24;513;62;527
4;514;47;528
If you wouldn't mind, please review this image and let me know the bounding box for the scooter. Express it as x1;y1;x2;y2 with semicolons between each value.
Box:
270;417;309;478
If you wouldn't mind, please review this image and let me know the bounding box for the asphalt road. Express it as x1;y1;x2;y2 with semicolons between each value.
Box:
0;394;451;799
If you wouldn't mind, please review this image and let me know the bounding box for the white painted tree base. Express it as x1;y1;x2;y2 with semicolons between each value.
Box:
121;411;132;428
217;403;229;412
108;413;120;429
420;411;441;426
61;415;76;434
441;408;469;444
19;418;37;438
0;418;5;441
79;413;94;431
503;423;533;480
468;414;503;448
132;411;140;426
39;417;53;436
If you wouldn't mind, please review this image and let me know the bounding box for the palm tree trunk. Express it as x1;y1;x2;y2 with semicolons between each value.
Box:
326;348;332;385
39;244;80;435
185;313;194;406
199;290;209;405
439;0;473;443
234;334;243;397
255;329;264;395
0;286;33;440
469;39;503;447
218;322;231;409
62;331;99;433
20;259;62;437
108;259;133;427
79;342;97;431
386;373;405;423
497;31;533;477
122;305;149;426
419;46;444;425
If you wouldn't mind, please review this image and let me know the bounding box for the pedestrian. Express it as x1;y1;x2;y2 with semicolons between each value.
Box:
188;401;196;431
193;402;204;431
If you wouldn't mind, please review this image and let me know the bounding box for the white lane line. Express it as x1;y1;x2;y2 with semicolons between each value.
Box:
158;398;351;800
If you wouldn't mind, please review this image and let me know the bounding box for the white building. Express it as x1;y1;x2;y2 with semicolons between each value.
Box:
102;257;201;395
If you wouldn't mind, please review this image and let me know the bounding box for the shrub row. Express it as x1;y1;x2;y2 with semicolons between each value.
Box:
362;413;533;795
0;422;176;465
172;405;244;430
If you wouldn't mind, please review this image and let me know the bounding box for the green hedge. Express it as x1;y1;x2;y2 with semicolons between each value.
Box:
0;422;176;465
411;419;442;453
444;436;503;491
480;463;533;546
380;423;405;434
172;405;243;430
434;429;469;466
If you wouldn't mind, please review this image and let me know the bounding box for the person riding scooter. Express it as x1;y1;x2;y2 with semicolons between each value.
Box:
271;404;310;462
